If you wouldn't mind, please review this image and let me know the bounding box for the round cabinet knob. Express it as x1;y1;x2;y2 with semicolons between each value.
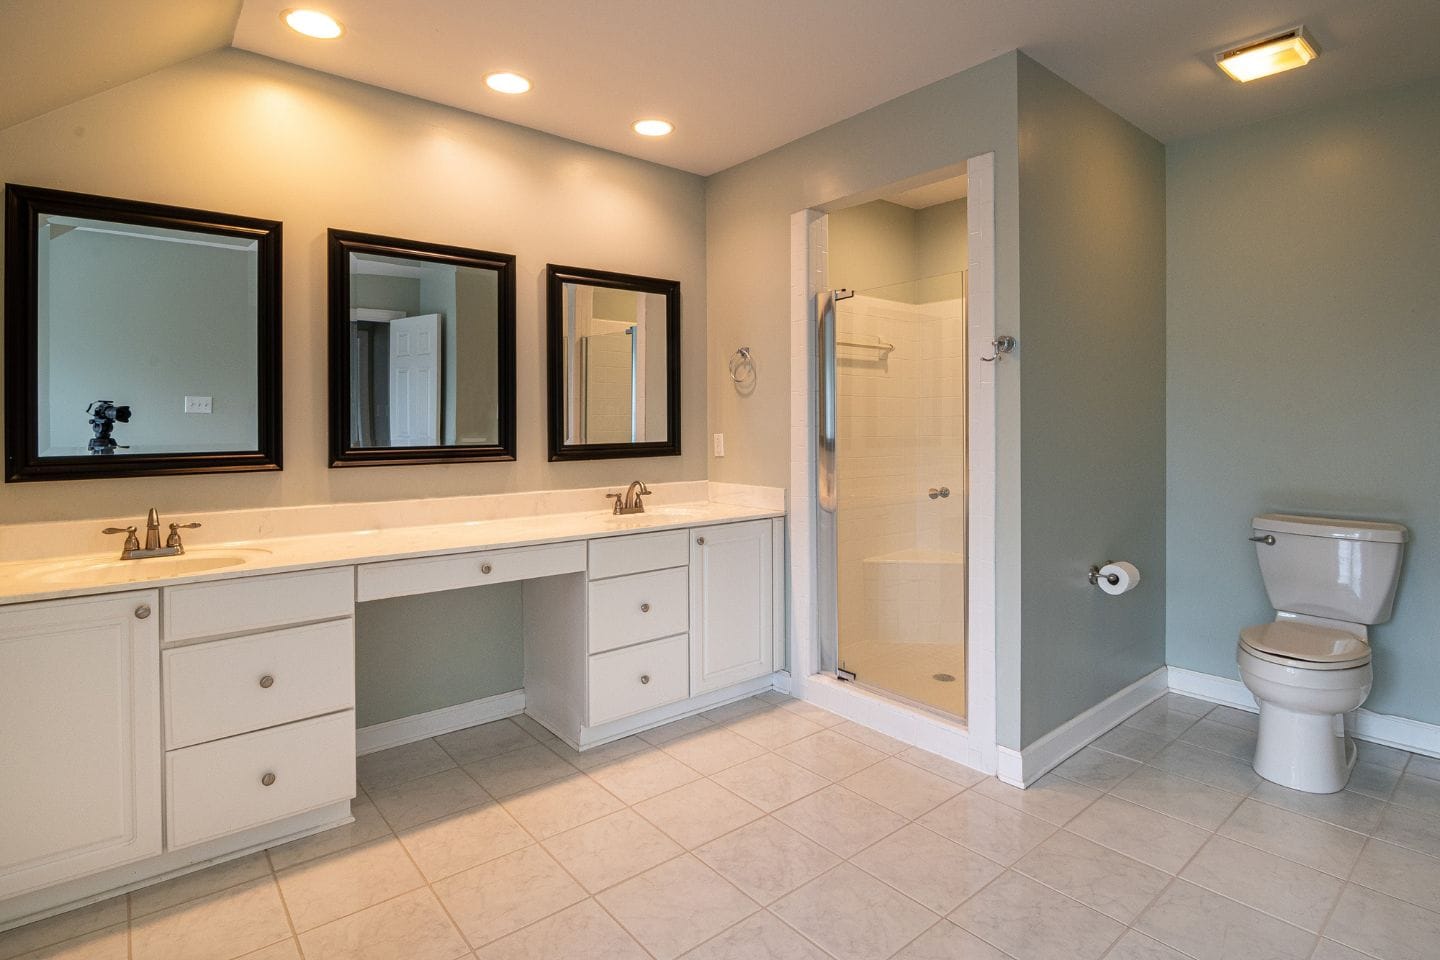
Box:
640;602;651;613
480;562;493;574
134;604;151;620
640;674;651;685
695;536;705;546
259;675;275;689
261;772;276;787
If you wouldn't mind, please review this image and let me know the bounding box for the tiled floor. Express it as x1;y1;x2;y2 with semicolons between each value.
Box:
6;692;1440;960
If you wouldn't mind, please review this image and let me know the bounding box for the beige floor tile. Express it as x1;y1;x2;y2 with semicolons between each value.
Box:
773;784;907;857
1373;803;1440;859
357;739;456;791
636;713;715;746
710;754;829;812
1103;930;1190;959
1136;880;1314;960
397;800;534;881
131;877;292;960
472;898;649;960
1391;772;1440;816
542;809;682;892
971;773;1100;826
1348;761;1403;800
657;726;766;775
596;855;758;960
1358;742;1411;769
1326;884;1440;960
1218;798;1366;877
949;870;1123;960
235;943;301;960
774;730;886;780
772;863;937;960
896;747;988;788
1091;725;1170;762
1147;740;1261;795
892;920;1010;959
694;817;841;904
267;797;393;871
852;822;1003;914
0;898;127;960
778;700;846;728
463;743;577;799
1157;694;1214;717
700;697;771;724
509;712;559;743
1250;780;1386;832
1405;754;1440;780
723;710;824;749
1109;765;1243;831
918;791;1057;865
432;844;586;947
1177;719;1257;761
367;767;491;831
9;924;128;960
274;837;425;932
1180;835;1343;932
831;720;908;755
497;773;625;838
296;888;469;960
1014;830;1169;924
841;756;961;818
543;735;648;771
130;852;272;918
1311;939;1378;960
1123;703;1202;742
632;778;763;848
679;910;831;960
585;749;701;805
1067;797;1209;874
1204;705;1260;731
435;719;538;765
1350;837;1440;913
1054;746;1141;791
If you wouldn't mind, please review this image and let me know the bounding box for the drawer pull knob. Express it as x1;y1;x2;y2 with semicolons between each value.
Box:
134;604;152;620
259;675;275;689
640;602;651;613
640;674;651;685
481;562;493;574
261;772;276;787
696;536;705;546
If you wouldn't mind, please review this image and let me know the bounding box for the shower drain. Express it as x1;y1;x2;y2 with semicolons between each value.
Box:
932;673;956;682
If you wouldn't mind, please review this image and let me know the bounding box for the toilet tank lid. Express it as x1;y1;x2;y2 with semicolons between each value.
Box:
1253;513;1409;543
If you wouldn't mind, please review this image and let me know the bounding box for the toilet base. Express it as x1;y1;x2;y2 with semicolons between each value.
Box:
1252;702;1357;794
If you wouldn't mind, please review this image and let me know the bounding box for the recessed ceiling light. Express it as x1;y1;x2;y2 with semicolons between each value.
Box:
484;72;532;95
1216;26;1319;83
632;119;674;137
282;9;344;39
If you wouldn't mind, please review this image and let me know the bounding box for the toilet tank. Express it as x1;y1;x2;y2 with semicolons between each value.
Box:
1253;514;1408;624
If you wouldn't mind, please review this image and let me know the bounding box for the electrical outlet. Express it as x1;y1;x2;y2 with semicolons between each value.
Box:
184;396;212;415
713;433;725;457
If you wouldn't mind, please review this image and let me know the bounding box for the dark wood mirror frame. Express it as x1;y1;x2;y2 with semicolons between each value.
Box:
4;184;283;483
328;229;517;467
546;264;681;462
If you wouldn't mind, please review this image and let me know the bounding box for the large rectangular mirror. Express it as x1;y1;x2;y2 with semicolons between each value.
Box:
4;184;282;482
546;264;680;461
328;230;516;466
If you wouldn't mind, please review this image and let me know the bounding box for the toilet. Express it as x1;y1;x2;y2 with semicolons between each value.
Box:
1238;513;1408;794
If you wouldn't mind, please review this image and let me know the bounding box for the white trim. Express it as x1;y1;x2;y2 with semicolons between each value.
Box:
1167;666;1440;760
998;666;1169;787
355;690;525;755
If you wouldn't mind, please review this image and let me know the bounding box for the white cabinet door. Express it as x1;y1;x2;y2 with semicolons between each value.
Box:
689;520;774;694
0;591;162;899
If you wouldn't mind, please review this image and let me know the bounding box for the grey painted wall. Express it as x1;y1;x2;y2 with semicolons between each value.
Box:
1015;56;1168;745
1166;77;1440;724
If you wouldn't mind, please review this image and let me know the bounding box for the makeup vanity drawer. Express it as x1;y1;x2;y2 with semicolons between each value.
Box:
164;568;354;643
587;567;689;654
357;541;586;601
163;619;355;749
588;529;690;580
588;634;689;726
165;710;355;850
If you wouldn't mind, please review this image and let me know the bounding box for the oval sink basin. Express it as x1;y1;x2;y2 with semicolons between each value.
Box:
23;548;272;586
630;505;710;520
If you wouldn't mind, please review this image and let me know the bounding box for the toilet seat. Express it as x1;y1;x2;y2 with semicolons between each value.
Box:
1239;622;1370;670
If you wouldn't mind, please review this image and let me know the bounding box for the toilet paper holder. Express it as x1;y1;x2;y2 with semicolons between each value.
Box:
1088;563;1121;587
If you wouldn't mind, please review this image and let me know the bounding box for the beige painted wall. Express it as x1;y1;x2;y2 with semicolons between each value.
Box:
0;49;706;524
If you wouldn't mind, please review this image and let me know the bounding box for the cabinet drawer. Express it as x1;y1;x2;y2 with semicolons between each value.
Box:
357;541;585;602
165;568;354;643
166;711;355;850
587;567;688;654
588;635;688;726
163;620;355;749
588;529;690;580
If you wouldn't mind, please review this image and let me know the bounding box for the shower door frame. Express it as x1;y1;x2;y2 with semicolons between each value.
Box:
786;153;998;775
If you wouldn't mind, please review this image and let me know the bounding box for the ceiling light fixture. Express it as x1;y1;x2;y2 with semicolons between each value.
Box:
484;72;532;95
1216;26;1319;83
282;9;344;39
632;119;674;137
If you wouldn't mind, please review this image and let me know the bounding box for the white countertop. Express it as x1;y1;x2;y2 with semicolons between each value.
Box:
0;500;784;607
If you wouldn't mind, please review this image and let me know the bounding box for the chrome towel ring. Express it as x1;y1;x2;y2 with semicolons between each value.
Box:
728;346;755;385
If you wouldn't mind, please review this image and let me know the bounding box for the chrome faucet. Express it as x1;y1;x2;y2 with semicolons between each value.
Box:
606;480;652;516
103;507;201;560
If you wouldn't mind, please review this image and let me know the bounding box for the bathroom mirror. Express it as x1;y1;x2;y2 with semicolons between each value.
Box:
546;264;680;461
4;184;282;482
328;230;516;466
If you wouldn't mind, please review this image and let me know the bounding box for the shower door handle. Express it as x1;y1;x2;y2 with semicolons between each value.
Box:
816;289;839;514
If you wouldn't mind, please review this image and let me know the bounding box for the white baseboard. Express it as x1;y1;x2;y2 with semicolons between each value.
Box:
999;666;1169;787
1167;666;1440;760
356;690;525;755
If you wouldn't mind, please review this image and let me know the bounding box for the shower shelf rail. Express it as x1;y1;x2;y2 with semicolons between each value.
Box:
836;333;895;354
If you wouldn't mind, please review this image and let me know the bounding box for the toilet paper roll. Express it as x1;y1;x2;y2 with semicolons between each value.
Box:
1098;561;1141;596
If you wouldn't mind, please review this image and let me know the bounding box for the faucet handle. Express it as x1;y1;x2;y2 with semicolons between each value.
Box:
606;492;623;515
166;521;201;550
103;526;140;553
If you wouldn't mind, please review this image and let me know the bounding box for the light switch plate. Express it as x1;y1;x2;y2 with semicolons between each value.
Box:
713;433;725;457
184;396;213;414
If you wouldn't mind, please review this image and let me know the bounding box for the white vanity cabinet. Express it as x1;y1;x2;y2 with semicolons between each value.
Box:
689;519;776;695
0;591;162;900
